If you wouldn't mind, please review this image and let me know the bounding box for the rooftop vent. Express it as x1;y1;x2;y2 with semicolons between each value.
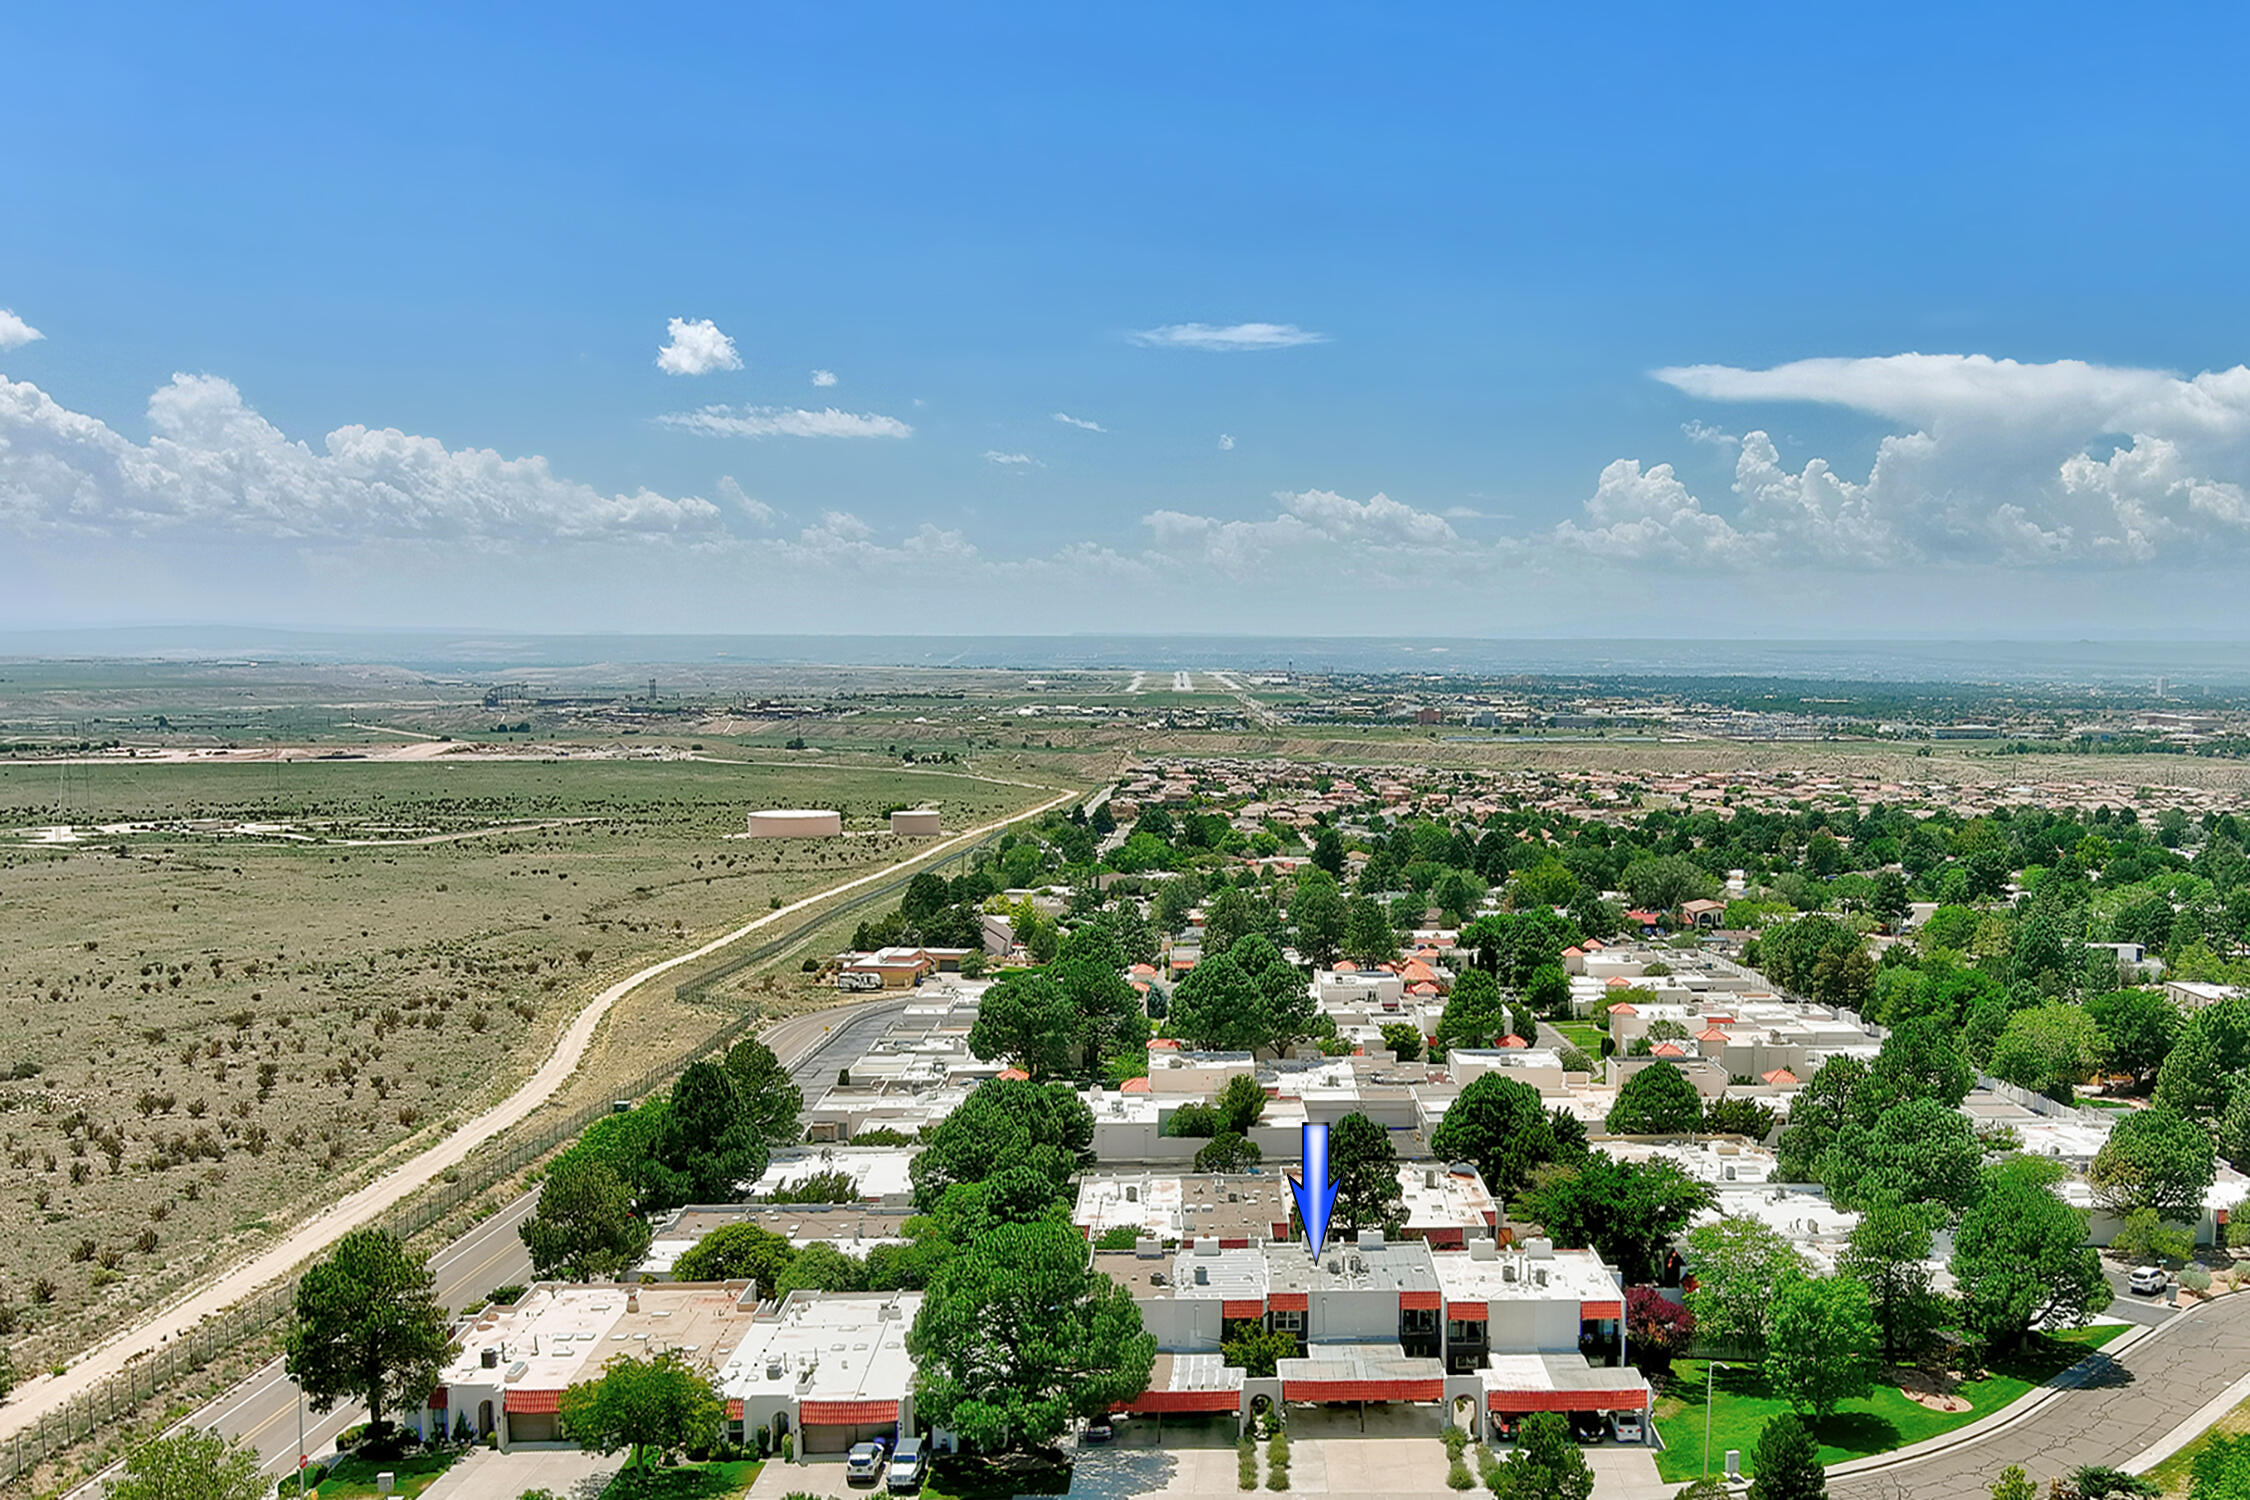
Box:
1193;1264;1209;1286
1125;1185;1138;1203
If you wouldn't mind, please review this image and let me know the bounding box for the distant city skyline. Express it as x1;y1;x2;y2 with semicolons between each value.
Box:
9;5;2250;636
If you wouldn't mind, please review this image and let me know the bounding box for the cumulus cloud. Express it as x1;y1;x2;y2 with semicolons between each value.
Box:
1144;488;1463;574
0;309;43;351
1218;433;1236;451
1558;353;2250;568
0;373;722;541
1051;411;1105;432
1128;322;1327;352
655;317;742;376
714;476;779;528
811;369;837;387
984;450;1041;467
655;405;912;439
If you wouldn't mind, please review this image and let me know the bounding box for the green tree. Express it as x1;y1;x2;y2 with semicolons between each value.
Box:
1820;1096;1983;1216
284;1229;453;1436
1682;1218;1805;1352
1864;1015;1976;1114
672;1222;797;1296
721;1037;804;1144
559;1349;723;1470
520;1158;652;1283
1989;1003;2104;1103
1223;1321;1299;1377
2088;1104;2217;1222
1312;827;1346;878
968;973;1077;1080
1195;1132;1262;1173
1838;1201;1947;1360
1766;1275;1879;1418
1216;1073;1270;1135
2085;989;2181;1091
1607;1061;1704;1135
1433;968;1511;1056
908;1219;1155;1452
1746;1413;1826;1500
1622;856;1718;914
1291;868;1348;969
657;1060;769;1203
2154;998;2250;1124
2110;1207;2193;1266
909;1077;1094;1210
1051;924;1146;1067
1774;1056;1867;1182
1430;1072;1558;1200
1525;963;1571;1015
1518;1157;1712;1284
1327;1112;1404;1235
776;1241;869;1295
102;1430;268;1500
1380;1022;1424;1061
1343;895;1398;965
1485;1411;1594;1500
1167;935;1321;1054
1951;1156;2113;1350
2221;1080;2250;1174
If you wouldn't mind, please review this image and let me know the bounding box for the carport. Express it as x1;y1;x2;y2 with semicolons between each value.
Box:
1480;1353;1650;1441
1277;1344;1447;1436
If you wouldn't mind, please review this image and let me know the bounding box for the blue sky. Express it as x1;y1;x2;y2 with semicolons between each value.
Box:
9;3;2250;636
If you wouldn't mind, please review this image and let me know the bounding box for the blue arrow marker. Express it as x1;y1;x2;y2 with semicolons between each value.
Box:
1288;1121;1341;1260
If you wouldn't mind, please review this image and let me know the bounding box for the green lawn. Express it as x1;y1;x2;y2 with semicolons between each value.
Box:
2145;1393;2250;1496
1651;1325;2128;1482
599;1459;764;1499
1552;1020;1604;1054
310;1450;462;1497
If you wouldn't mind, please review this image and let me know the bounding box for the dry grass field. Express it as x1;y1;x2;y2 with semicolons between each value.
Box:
0;753;1066;1371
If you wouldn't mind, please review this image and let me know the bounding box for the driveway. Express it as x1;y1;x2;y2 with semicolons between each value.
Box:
1831;1290;2250;1500
420;1448;621;1500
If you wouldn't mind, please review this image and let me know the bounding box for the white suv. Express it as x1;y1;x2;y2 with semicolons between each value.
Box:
2128;1265;2169;1296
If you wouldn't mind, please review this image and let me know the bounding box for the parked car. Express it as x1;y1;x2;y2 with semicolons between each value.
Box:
886;1436;928;1492
847;1439;889;1485
1570;1412;1606;1444
1489;1414;1520;1444
2129;1265;2170;1296
1081;1418;1116;1443
1609;1410;1646;1444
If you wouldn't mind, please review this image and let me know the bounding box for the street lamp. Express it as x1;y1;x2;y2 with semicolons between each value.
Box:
1702;1360;1730;1479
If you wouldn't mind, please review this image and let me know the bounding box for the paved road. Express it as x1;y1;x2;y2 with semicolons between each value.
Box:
65;993;909;1496
1832;1292;2250;1500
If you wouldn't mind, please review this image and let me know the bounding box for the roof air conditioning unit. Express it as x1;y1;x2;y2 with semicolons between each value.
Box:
1327;1257;1343;1275
1426;1169;1441;1189
766;1359;784;1380
1194;1264;1209;1286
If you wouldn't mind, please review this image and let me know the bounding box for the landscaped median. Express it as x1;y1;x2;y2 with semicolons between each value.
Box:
1650;1324;2130;1482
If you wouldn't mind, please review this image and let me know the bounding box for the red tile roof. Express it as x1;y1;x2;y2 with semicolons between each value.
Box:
1762;1067;1800;1086
1121;1076;1152;1093
504;1389;562;1415
801;1399;901;1426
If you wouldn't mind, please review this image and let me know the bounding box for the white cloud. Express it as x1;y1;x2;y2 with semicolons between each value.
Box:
714;476;779;528
655;317;743;376
0;310;44;352
1128;322;1327;352
1144;488;1464;575
1218;433;1236;451
811;369;837;387
1051;411;1105;432
984;450;1042;467
1559;353;2250;568
0;373;722;541
656;405;912;439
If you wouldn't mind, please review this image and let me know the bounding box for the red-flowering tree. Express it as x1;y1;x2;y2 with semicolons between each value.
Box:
1625;1286;1695;1377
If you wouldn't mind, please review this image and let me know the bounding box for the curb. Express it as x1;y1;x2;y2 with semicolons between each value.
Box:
2126;1365;2250;1477
1825;1313;2188;1479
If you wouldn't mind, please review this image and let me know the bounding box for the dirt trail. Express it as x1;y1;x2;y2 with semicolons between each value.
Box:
0;784;1079;1442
